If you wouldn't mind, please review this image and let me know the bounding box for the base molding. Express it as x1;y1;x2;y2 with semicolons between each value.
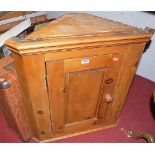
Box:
32;121;119;143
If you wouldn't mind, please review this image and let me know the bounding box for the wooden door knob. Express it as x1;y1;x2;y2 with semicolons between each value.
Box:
105;93;113;103
60;87;66;93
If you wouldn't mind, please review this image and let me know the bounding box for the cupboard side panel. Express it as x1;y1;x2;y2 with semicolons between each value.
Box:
12;53;38;138
12;53;52;140
107;43;146;124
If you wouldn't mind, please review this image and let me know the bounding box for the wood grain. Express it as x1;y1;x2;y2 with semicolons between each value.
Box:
46;61;66;134
107;43;146;124
66;69;105;123
12;53;52;140
5;14;153;53
0;12;47;33
5;13;153;142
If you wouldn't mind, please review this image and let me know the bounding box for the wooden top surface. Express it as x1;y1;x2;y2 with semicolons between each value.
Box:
5;13;154;54
26;13;144;39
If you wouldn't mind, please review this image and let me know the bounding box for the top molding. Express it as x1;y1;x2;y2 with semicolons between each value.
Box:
5;13;154;55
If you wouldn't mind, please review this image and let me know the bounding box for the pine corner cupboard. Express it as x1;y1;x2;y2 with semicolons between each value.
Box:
5;13;154;142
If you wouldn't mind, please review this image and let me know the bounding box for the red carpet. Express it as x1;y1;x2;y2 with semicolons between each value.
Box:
0;75;155;143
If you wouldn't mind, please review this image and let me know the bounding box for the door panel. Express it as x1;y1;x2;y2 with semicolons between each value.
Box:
66;69;105;124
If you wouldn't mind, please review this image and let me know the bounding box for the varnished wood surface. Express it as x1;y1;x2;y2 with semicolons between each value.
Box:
5;13;154;142
12;53;52;139
106;43;146;124
0;12;32;33
97;53;125;122
0;12;32;21
6;37;150;55
44;48;127;140
45;45;129;61
66;69;104;123
5;13;153;54
26;13;145;39
46;61;65;134
33;122;118;142
63;54;112;73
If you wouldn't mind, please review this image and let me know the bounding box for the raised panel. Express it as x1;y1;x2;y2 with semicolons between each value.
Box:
65;69;105;124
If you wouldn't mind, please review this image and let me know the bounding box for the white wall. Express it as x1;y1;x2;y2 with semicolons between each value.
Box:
47;11;155;82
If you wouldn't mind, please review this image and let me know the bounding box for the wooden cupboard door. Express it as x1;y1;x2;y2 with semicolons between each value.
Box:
46;53;124;135
46;61;105;134
65;69;105;124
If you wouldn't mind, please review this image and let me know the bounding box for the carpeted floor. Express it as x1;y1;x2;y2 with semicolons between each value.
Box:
0;75;155;143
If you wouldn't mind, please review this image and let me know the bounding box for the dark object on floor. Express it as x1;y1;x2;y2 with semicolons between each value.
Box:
0;56;32;141
150;89;155;119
